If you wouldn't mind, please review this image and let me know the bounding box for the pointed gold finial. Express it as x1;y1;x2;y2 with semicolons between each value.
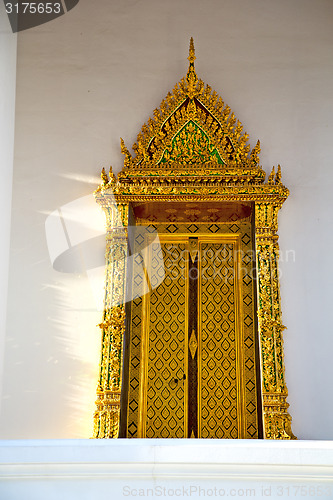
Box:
188;37;196;64
275;164;282;184
186;37;198;99
120;137;128;155
108;166;117;185
120;138;132;168
101;167;109;186
268;166;275;185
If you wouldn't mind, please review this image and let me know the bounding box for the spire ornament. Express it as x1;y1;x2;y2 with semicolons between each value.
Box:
188;36;196;64
268;167;275;185
120;137;133;168
275;165;282;185
101;167;109;186
186;37;198;99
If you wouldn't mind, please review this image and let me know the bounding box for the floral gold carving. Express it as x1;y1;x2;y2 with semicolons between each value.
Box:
92;201;129;438
189;330;198;359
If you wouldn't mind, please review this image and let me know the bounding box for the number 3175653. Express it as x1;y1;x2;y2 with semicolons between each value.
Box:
5;3;62;14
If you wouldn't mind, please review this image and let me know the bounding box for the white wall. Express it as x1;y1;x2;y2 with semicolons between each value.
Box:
1;0;333;439
0;3;16;417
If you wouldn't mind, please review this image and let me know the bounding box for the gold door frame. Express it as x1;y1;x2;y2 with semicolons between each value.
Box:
137;234;246;439
92;39;296;440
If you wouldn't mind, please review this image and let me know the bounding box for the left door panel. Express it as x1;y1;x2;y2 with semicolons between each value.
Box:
139;240;188;438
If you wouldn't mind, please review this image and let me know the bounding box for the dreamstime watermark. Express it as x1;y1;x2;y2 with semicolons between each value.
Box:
45;188;296;310
161;245;296;284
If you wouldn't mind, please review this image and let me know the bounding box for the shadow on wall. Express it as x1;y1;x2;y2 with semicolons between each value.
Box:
45;192;165;310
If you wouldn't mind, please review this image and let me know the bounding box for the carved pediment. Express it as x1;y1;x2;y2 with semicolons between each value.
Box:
96;39;288;203
123;39;260;172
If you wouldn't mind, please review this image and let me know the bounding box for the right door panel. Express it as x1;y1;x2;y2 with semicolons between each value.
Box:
198;239;243;438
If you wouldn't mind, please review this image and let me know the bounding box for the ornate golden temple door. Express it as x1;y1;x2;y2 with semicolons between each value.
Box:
121;214;262;439
92;39;295;440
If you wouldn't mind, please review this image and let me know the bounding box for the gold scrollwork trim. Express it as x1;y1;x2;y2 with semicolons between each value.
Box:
93;303;126;438
255;202;296;439
262;393;296;440
92;390;121;438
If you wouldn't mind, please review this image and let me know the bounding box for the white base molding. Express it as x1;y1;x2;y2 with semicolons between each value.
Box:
1;439;333;499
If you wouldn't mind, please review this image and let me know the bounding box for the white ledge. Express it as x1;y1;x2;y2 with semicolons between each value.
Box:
0;440;333;499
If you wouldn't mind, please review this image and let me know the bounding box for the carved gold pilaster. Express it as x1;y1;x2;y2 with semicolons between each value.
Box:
93;203;129;438
255;202;296;439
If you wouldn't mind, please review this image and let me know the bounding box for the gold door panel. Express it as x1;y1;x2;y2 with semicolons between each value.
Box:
199;240;242;438
140;241;187;438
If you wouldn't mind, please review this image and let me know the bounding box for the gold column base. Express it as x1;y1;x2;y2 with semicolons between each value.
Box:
263;392;296;440
92;390;121;438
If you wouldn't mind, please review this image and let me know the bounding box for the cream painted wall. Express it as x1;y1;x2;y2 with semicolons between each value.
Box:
1;0;333;439
0;3;16;416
